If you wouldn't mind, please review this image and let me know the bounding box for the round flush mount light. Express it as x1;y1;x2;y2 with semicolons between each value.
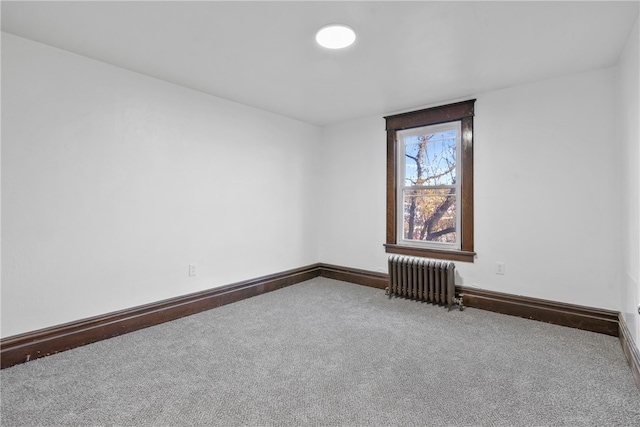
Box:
315;24;356;49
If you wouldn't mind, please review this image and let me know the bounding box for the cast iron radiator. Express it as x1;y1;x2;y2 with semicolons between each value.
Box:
386;255;462;310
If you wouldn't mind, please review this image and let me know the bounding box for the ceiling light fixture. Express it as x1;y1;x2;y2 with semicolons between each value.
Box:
315;24;356;49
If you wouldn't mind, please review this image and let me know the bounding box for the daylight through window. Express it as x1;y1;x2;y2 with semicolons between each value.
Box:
398;121;461;249
385;100;475;262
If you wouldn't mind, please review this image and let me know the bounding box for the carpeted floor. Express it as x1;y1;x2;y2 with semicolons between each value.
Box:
1;277;639;426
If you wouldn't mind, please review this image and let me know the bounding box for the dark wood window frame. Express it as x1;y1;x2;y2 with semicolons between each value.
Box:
384;99;476;263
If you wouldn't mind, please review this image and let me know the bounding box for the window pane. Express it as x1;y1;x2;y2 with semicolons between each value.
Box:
402;189;457;243
404;131;457;186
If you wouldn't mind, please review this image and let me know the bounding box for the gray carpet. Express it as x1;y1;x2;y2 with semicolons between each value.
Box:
1;277;639;426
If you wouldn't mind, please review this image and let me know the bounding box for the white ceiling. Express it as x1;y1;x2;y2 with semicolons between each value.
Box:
2;1;638;126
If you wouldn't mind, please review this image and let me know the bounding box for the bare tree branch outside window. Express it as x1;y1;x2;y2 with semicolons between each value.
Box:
402;130;457;243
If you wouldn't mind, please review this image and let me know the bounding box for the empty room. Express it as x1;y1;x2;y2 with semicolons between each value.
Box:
1;1;640;425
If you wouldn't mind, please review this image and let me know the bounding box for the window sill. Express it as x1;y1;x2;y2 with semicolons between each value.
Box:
384;244;475;263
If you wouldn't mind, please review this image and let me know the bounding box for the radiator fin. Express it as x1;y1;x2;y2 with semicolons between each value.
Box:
388;255;456;309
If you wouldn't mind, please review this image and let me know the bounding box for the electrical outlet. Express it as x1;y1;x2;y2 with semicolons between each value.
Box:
188;264;197;277
495;262;505;275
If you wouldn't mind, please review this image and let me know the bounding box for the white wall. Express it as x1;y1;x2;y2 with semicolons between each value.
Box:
318;116;387;273
1;34;321;338
319;67;621;311
618;15;640;350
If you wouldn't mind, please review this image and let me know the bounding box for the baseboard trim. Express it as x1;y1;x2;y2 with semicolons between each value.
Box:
618;313;640;392
457;286;620;336
0;264;321;369
0;262;627;371
318;263;388;289
318;264;621;337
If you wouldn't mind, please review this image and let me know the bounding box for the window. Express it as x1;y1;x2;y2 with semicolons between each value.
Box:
397;121;461;249
384;99;475;262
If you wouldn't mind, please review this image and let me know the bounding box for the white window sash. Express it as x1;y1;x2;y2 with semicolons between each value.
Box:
396;121;462;250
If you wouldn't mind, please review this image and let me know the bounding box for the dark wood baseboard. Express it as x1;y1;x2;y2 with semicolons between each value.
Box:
619;313;640;392
324;259;640;391
323;264;640;392
0;264;321;369
323;264;621;337
318;263;388;289
1;261;630;375
456;286;620;336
